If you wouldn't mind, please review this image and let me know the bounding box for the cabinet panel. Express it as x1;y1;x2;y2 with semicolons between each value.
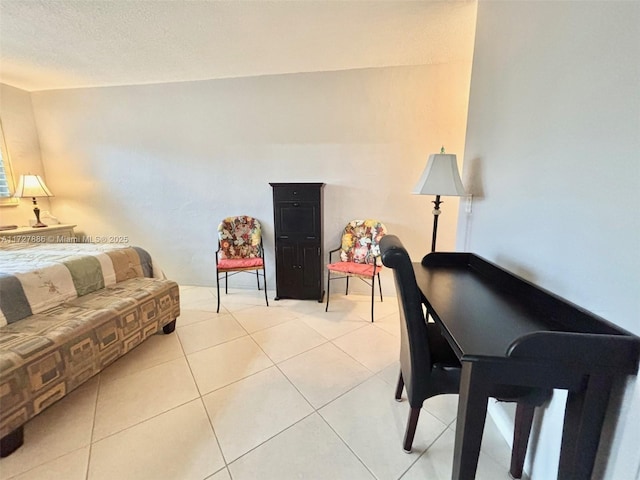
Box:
275;243;301;298
300;244;321;291
276;203;320;239
272;185;321;202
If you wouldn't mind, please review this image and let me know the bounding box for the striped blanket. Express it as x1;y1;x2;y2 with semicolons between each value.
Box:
0;243;164;326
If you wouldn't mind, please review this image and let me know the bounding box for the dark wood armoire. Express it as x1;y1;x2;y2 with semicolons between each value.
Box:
270;182;325;301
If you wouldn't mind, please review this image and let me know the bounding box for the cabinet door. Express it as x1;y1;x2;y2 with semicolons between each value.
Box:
300;244;321;295
275;203;320;240
275;243;301;298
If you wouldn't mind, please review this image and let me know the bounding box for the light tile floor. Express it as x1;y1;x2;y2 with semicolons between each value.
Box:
0;286;525;480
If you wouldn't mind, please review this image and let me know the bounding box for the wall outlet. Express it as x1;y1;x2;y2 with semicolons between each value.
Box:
465;195;473;214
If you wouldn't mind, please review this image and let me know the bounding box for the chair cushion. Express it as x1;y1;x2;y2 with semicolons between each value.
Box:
338;219;387;265
217;216;262;259
327;261;382;276
217;258;264;270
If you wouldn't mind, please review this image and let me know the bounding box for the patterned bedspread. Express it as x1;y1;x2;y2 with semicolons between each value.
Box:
0;243;164;326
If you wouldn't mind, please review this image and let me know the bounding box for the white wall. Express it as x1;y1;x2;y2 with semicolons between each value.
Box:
0;83;50;225
459;1;639;479
28;62;473;290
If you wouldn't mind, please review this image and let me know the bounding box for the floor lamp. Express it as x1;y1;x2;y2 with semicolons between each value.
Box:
412;148;466;252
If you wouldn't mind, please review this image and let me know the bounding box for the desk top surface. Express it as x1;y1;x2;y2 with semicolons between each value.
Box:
413;253;639;373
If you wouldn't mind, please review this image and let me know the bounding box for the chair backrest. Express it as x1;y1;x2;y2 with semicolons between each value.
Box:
380;235;432;404
217;215;263;259
339;219;387;265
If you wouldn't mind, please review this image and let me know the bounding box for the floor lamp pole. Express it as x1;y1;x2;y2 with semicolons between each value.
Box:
431;195;442;253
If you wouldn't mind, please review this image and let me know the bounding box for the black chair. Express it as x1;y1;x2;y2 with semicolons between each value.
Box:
380;235;551;479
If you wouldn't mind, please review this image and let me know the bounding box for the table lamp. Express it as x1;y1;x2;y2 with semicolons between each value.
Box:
412;147;466;252
14;174;54;228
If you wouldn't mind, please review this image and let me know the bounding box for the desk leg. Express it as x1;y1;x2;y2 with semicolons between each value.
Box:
453;362;489;480
558;374;613;480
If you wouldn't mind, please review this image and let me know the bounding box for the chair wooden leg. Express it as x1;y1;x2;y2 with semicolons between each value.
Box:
256;269;261;290
325;270;331;312
225;272;228;294
403;407;421;453
395;371;404;401
377;273;383;302
345;276;349;295
510;403;536;479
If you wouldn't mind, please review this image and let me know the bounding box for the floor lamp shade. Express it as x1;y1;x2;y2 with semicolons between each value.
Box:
412;153;466;196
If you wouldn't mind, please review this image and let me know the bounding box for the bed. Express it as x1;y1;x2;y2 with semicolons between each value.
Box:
0;242;180;456
0;242;168;325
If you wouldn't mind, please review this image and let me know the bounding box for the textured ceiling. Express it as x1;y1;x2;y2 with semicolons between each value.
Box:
0;0;477;92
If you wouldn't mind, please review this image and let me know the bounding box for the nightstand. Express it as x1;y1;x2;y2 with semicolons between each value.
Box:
0;224;77;244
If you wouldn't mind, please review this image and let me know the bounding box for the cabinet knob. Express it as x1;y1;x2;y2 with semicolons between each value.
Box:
293;202;300;207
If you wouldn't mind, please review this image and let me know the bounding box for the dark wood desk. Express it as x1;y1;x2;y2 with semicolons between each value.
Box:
413;253;640;480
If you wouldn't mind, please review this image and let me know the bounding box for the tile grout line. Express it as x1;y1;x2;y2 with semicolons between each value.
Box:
84;372;103;480
174;311;232;477
209;303;383;476
174;291;400;478
4;288;403;479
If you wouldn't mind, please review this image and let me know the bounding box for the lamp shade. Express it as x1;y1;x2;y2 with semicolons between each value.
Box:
13;174;53;198
412;153;466;196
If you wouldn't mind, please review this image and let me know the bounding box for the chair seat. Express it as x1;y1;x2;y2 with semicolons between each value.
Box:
327;262;382;277
217;257;264;270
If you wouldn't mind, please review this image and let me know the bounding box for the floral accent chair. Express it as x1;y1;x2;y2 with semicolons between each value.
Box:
325;219;387;322
215;215;268;313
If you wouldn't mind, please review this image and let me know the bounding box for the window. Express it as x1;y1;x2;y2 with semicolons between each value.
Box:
0;119;19;206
